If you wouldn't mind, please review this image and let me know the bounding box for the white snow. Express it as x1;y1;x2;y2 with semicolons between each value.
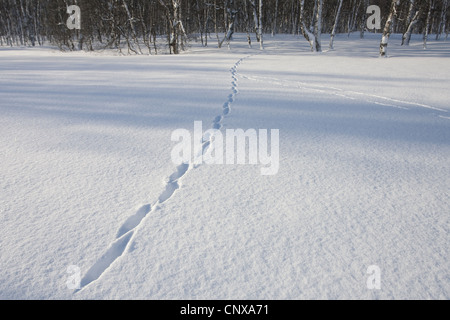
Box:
0;33;449;299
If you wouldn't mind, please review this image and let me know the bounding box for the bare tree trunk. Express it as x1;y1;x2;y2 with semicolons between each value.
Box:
159;0;186;54
259;0;264;50
219;0;238;49
436;0;448;40
299;0;315;51
196;0;204;46
423;0;433;49
310;0;318;31
402;0;417;46
152;25;158;55
137;2;152;54
272;0;279;37
292;0;299;35
204;5;210;47
348;0;361;36
402;11;420;46
250;0;260;42
360;0;369;38
214;0;220;47
314;0;323;52
329;0;343;50
380;0;398;57
243;0;252;48
35;0;42;46
171;0;180;54
19;0;28;46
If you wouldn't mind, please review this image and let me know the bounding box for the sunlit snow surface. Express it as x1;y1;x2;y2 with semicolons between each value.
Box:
0;34;449;299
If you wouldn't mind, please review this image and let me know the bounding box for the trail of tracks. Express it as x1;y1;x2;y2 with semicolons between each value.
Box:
75;56;250;292
240;73;449;119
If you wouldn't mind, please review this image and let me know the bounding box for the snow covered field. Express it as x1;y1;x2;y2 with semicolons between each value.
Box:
0;33;449;299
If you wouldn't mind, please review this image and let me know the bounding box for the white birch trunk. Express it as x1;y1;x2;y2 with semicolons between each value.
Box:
314;0;323;52
360;0;369;38
329;0;343;50
380;0;398;57
423;0;432;49
219;1;237;49
402;11;420;46
250;0;260;42
402;0;416;46
310;0;317;32
436;0;448;40
259;0;263;50
299;0;315;52
272;0;278;37
122;0;142;54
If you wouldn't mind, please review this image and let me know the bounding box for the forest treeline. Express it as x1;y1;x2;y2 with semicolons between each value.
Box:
0;0;448;54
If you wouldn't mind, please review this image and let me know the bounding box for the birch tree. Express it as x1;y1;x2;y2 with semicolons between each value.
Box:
401;0;420;46
122;0;142;54
380;0;399;57
329;0;343;50
299;0;316;51
243;0;253;47
219;0;238;49
2;0;449;55
347;0;361;36
436;0;448;39
313;0;323;52
159;0;187;54
271;0;279;36
360;0;369;39
248;0;263;49
258;0;264;50
423;0;433;49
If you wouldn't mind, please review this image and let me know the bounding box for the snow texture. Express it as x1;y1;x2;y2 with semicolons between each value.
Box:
0;34;449;299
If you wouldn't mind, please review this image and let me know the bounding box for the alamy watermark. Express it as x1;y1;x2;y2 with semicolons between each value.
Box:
65;4;381;32
171;121;279;176
367;5;381;31
366;265;381;290
66;265;81;290
66;5;81;30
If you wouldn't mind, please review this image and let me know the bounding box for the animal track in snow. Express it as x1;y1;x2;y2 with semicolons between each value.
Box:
158;163;189;204
116;204;151;239
76;56;251;293
240;73;449;118
77;231;134;291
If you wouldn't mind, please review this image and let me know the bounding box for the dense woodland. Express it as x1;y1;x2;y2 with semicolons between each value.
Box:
0;0;448;55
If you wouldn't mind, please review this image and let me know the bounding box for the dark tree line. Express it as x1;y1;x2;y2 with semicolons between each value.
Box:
0;0;448;54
